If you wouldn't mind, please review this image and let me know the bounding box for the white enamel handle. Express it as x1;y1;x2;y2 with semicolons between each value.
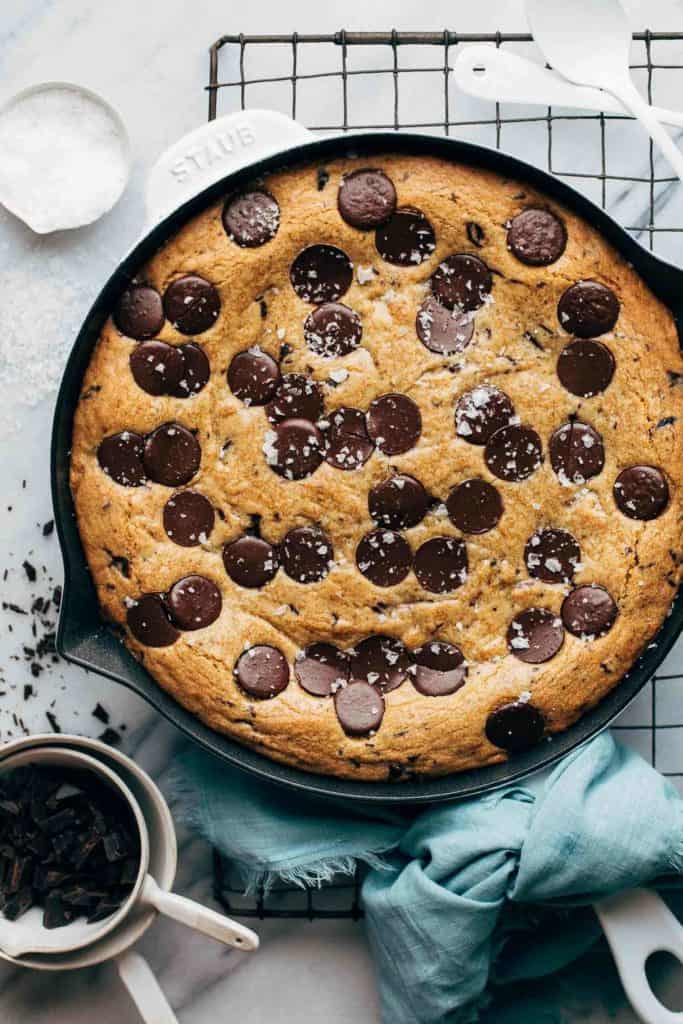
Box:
595;888;683;1023
453;46;683;128
116;949;178;1024
145;109;312;226
140;875;259;951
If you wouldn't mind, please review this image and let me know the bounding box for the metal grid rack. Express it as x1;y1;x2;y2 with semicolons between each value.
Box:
209;30;683;920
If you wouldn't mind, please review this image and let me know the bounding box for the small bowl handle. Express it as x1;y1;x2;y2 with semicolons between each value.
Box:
116;949;178;1024
140;875;259;952
144;108;312;227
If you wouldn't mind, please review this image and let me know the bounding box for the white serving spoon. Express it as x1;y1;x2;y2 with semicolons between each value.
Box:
526;0;683;180
454;45;683;128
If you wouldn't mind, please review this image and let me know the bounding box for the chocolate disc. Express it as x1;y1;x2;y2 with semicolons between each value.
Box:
557;339;615;397
97;431;146;487
415;296;475;355
334;681;384;736
295;643;349;697
507;208;567;266
228;349;281;406
414;537;468;594
266;374;324;425
485;701;545;752
324;407;374;470
269;418;325;480
163;275;221;335
223;535;279;588
446;479;503;534
375;207;436;266
562;584;618;637
114;284;164;340
431;254;493;312
167;574;222;630
356;529;412;587
507;608;564;664
234;645;289;699
129;340;185;396
349;635;411;692
614;465;669;520
485;425;543;482
222;191;280;247
557;280;619;338
304;302;363;358
172;343;210;397
410;641;467;696
127;593;178;647
290;245;353;304
281;525;334;584
549;421;604;484
525;528;581;584
366;393;422;455
338;169;397;229
163;490;214;546
368;474;429;529
143;422;201;486
455;385;515;445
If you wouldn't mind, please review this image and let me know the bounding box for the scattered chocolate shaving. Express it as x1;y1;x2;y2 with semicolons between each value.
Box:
92;704;110;725
42;521;54;538
45;711;61;733
317;167;330;190
22;561;37;583
98;728;122;746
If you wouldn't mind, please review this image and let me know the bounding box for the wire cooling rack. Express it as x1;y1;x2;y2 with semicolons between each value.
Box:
209;29;683;920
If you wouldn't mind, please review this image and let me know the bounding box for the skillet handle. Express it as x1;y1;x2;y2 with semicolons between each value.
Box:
144;109;312;227
595;888;683;1024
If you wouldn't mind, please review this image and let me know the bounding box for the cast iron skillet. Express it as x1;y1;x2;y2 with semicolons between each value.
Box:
52;121;683;804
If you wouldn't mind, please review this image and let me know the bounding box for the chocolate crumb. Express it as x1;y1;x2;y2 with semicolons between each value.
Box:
46;711;61;733
22;561;36;583
92;703;110;725
98;728;121;746
42;520;54;537
317;168;330;190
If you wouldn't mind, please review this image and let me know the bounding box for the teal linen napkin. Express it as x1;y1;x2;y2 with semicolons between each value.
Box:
172;733;683;1024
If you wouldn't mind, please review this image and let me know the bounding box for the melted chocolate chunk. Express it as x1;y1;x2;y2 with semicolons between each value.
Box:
446;478;503;534
485;425;543;482
281;525;334;584
338;169;397;229
266;374;324;425
228;349;281;406
349;635;411;692
290;245;353;303
455;385;515;445
269;418;325;480
525;528;581;584
507;208;567;266
485;701;545;752
375;207;436;266
223;535;279;588
414;537;468;593
507;608;564;664
415;296;475;355
549;420;604;484
325;407;374;470
562;584;618;637
222;191;280;247
127;594;178;647
557;339;615;397
303;302;362;358
368;474;429;529
167;575;222;630
97;431;146;487
410;641;467;696
143;422;201;486
557;280;619;338
113;284;164;340
334;681;384;736
163;275;221;335
356;529;412;587
172;343;210;397
129;340;184;396
613;465;669;520
163;490;214;546
234;645;289;699
295;643;349;697
366;393;422;455
431;253;493;312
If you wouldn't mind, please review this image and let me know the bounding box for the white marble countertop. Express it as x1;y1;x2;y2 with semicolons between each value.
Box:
3;1;683;1021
